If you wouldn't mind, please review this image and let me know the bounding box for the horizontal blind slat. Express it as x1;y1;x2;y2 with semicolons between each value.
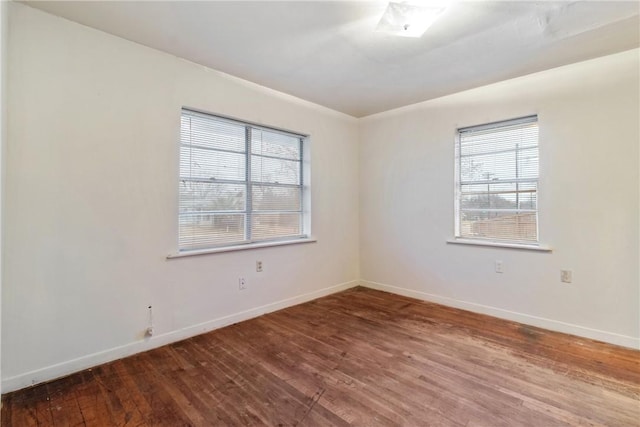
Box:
457;116;539;242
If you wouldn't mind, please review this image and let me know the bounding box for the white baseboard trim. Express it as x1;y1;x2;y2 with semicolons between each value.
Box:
361;280;640;350
2;280;360;394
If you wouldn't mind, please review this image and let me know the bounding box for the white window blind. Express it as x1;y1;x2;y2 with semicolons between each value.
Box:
179;109;306;251
455;115;539;243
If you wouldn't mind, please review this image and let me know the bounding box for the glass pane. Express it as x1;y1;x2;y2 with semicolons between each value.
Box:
461;182;516;194
459;211;537;241
179;181;245;212
251;128;300;160
180;146;246;181
251;213;301;240
179;213;246;249
460;122;538;156
252;185;301;211
517;147;539;180
181;114;246;152
461;150;518;181
460;189;537;209
460;122;538;183
251;155;300;185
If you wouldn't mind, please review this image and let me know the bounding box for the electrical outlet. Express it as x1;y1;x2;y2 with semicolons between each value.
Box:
495;260;504;273
239;277;246;290
561;270;572;283
256;261;263;272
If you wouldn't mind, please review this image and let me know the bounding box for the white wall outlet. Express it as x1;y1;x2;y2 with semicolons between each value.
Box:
495;260;504;273
239;277;246;290
561;270;572;283
256;261;263;272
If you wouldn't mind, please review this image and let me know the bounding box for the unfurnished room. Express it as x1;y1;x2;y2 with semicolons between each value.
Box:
0;0;638;425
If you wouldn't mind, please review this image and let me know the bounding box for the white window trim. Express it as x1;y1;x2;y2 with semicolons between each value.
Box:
446;238;551;252
167;236;317;259
453;115;544;249
177;108;312;254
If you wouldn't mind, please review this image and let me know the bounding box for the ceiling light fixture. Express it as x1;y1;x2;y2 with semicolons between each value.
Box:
375;2;448;38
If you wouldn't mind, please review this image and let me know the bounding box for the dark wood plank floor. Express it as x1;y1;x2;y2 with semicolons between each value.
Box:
2;287;639;426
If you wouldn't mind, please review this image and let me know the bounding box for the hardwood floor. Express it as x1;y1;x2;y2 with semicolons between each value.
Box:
2;287;639;426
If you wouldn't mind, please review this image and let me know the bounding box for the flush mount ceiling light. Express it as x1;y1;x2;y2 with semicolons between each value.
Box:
375;2;447;38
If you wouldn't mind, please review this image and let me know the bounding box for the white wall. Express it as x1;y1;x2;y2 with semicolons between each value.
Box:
2;3;360;392
3;2;639;395
0;0;8;398
360;48;640;349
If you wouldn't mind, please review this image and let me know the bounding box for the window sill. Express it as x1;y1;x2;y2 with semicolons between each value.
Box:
446;238;552;252
167;237;317;259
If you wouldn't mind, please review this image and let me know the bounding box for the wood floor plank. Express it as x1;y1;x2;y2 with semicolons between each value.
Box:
92;362;147;426
266;306;556;426
192;331;351;426
45;374;87;426
283;295;631;415
2;287;639;426
72;370;114;427
2;387;38;427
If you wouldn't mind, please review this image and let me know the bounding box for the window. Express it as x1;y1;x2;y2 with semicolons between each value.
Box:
455;115;539;244
179;109;308;252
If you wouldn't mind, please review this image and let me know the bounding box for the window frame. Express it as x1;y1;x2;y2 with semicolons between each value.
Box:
176;108;311;254
453;115;543;248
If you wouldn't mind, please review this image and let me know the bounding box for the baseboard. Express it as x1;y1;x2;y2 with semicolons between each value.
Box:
361;280;640;350
2;279;360;394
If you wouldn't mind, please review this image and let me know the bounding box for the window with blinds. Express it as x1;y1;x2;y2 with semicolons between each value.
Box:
455;116;539;243
179;109;307;251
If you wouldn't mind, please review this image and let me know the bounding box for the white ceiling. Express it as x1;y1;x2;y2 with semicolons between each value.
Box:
24;1;640;117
